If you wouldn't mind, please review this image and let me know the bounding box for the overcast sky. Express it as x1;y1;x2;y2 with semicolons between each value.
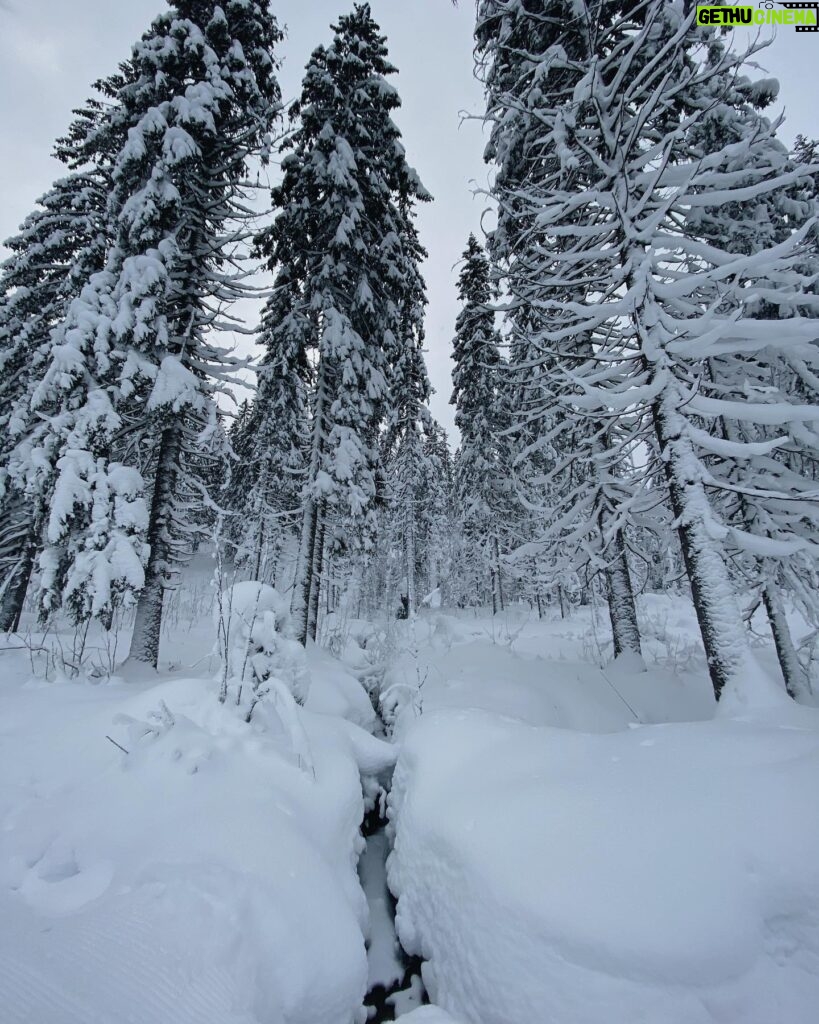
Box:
0;1;816;437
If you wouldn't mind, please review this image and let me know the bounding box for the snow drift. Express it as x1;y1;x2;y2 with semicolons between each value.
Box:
0;658;394;1024
388;705;819;1024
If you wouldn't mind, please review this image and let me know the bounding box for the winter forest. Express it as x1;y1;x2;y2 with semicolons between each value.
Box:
1;0;819;1021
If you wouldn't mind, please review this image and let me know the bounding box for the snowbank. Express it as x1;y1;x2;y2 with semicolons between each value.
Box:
306;642;377;732
399;1009;465;1023
380;603;720;735
0;665;392;1024
388;705;819;1024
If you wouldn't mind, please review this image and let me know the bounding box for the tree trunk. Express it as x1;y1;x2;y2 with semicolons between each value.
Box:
605;530;642;658
427;542;438;597
710;372;805;701
252;516;265;582
0;526;36;633
128;425;181;668
292;496;318;646
653;390;749;701
306;509;326;643
492;535;505;613
406;508;416;618
292;367;328;647
763;583;809;701
250;463;271;582
0;492;40;633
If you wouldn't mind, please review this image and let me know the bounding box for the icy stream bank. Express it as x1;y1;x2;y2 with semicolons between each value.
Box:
357;673;427;1023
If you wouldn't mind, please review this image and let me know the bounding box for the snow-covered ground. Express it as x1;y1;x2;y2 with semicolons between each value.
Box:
0;579;394;1024
385;601;819;1023
1;582;818;1023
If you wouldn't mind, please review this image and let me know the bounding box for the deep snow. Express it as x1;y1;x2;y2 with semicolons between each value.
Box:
389;707;819;1023
1;587;818;1023
0;637;393;1024
383;602;819;1023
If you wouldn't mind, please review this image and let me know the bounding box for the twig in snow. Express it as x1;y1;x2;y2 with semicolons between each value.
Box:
106;735;130;755
599;668;641;723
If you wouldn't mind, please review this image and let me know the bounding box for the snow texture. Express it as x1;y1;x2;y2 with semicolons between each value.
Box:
0;653;390;1024
386;612;819;1024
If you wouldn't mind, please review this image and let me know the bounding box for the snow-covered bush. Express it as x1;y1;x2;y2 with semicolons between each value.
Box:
217;581;309;706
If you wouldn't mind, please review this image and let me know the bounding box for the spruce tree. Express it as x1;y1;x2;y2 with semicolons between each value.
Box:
450;234;512;612
476;0;643;655
476;0;819;701
384;324;433;617
0;94;121;631
22;0;283;661
382;203;432;618
257;3;431;644
226;292;309;583
0;175;105;629
684;66;819;699
420;422;456;606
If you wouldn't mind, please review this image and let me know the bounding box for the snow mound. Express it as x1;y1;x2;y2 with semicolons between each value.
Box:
0;672;393;1024
306;643;377;731
219;581;309;702
388;706;819;1024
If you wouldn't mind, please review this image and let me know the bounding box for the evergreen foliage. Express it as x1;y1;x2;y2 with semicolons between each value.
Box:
257;3;431;643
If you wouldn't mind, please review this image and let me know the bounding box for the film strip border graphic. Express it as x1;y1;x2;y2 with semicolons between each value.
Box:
779;1;819;31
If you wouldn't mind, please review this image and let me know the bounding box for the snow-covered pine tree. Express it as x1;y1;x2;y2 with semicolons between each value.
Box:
23;0;282;662
384;326;432;618
682;60;819;700
0;93;121;631
794;135;819;186
257;3;431;645
474;0;819;701
420;421;455;606
226;291;309;584
621;6;818;701
472;0;558;613
476;0;644;656
223;399;257;564
450;234;514;613
373;415;454;619
382;202;433;618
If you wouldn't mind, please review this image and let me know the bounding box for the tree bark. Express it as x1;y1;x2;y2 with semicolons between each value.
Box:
251;463;271;582
653;389;749;701
493;535;505;613
305;509;326;643
605;529;642;658
0;524;36;633
292;366;327;647
252;517;265;583
763;583;809;700
405;506;416;618
128;425;181;668
710;371;805;700
292;496;318;646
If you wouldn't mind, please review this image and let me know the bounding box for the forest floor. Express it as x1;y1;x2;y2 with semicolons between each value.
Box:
1;574;818;1023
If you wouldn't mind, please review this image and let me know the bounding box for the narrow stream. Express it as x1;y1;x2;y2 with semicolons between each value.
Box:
358;656;427;1022
359;804;426;1021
